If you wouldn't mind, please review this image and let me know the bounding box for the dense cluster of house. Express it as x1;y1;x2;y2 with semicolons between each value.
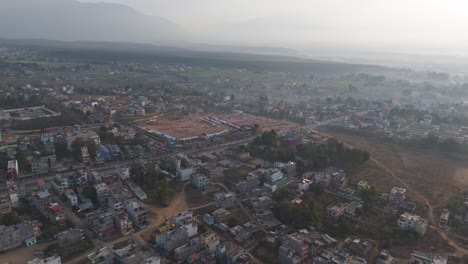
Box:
87;239;160;264
330;102;468;144
147;210;255;263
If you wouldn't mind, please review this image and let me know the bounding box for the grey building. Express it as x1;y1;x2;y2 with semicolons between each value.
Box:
233;175;259;194
158;227;189;256
279;244;301;264
0;222;38;252
55;228;85;247
174;237;203;263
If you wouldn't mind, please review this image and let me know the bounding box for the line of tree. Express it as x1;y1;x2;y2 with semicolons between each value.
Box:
272;190;323;230
296;138;369;172
132;165;169;206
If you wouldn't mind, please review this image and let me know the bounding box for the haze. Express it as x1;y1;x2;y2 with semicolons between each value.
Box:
78;0;468;56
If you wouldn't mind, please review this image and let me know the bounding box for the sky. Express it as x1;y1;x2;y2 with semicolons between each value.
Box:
78;0;468;55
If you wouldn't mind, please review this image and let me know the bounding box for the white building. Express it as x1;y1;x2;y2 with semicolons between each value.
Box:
28;256;62;264
141;257;160;264
298;179;312;191
397;212;428;236
389;187;406;207
173;211;193;226
249;168;283;183
64;189;78;207
176;167;193;181
180;218;198;237
410;251;447;264
125;199;148;228
116;166;130;181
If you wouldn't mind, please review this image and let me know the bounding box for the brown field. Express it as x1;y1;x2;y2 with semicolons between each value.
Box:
326;132;468;256
328;132;468;207
136;114;232;139
213;112;297;132
137;112;297;140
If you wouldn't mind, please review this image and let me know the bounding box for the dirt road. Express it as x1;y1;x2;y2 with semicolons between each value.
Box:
333;133;468;255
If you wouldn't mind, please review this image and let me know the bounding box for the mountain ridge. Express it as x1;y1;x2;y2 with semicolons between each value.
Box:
0;0;184;45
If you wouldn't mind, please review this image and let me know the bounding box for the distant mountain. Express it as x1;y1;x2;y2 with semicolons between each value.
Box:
0;0;184;45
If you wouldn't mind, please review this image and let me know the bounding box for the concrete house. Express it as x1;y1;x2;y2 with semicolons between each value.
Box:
125;199;148;229
28;256;62;264
192;174;209;190
176;167;193;182
48;203;65;223
214;192;236;209
157;227;189;256
33;189;52;211
116;166;130;181
233;174;259;194
200;163;224;178
173;211;193;226
0;222;40;252
64;188;78;207
389;187;406;207
212;208;231;223
409;251;447;264
397;212;428;236
174;237;203;263
327;203;347;220
51;174;69;195
201;231;220;252
439;209;450;228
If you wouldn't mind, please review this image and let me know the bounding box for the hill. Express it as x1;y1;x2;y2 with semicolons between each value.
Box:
0;0;183;45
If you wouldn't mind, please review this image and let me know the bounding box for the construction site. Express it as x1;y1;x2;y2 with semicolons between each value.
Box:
136;114;233;141
136;112;295;141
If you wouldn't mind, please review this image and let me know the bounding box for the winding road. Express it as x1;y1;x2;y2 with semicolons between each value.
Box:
346;143;468;255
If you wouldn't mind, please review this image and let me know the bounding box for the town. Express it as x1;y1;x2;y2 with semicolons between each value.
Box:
0;40;467;264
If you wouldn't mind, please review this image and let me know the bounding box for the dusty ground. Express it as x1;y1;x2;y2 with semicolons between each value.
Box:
137;114;232;139
329;132;466;206
327;131;468;256
0;243;47;264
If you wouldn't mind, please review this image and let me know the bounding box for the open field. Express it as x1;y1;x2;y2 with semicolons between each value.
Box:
328;132;467;207
136;114;232;140
326;132;468;256
137;112;296;140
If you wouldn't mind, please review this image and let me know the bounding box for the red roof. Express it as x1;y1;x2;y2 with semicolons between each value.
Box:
37;179;46;187
49;204;63;212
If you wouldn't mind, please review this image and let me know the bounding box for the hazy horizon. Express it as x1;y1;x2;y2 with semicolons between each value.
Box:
77;0;468;56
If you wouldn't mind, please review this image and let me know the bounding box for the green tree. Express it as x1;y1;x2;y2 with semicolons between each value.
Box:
83;186;99;207
85;139;97;158
0;212;21;226
70;137;84;160
359;186;379;203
